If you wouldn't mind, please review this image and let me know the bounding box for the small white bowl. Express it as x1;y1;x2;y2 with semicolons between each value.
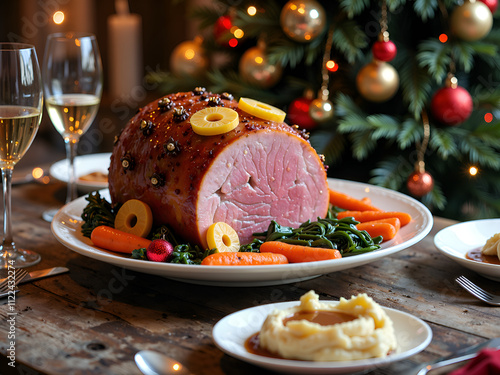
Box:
434;219;500;282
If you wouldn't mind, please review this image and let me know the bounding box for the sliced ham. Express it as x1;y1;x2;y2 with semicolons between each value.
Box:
108;90;329;246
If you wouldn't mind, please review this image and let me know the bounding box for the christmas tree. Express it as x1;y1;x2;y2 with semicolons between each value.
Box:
147;0;500;221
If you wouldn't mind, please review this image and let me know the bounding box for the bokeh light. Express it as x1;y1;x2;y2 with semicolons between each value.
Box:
53;11;65;24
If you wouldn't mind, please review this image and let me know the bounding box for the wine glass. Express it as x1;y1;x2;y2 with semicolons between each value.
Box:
0;43;43;268
42;32;103;221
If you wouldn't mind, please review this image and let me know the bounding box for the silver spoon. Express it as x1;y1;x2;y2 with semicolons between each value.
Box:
134;350;192;375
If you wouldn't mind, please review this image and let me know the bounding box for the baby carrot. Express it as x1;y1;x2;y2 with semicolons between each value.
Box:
329;189;381;211
356;218;401;241
337;210;412;226
360;197;372;205
201;252;288;266
260;241;342;263
91;225;152;254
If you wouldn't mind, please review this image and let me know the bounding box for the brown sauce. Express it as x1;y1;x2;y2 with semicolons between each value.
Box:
79;171;108;183
245;310;357;359
466;247;500;265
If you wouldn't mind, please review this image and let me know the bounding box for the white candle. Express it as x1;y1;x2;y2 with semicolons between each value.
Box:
107;0;142;99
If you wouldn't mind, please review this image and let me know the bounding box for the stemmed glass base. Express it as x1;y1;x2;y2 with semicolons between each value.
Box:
42;208;59;222
2;168;41;268
0;248;41;268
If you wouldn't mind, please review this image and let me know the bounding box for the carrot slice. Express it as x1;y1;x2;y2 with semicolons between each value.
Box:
91;225;152;254
337;210;412;226
356;218;401;241
260;241;342;263
329;189;381;211
201;252;288;266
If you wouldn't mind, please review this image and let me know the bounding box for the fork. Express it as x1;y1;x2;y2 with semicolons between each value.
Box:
455;275;500;306
0;268;28;293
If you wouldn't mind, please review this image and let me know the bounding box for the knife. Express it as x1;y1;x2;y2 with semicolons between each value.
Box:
0;267;69;285
407;337;500;375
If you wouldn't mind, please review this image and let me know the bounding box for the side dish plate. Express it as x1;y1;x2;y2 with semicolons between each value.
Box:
434;218;500;282
50;153;111;193
51;179;433;286
212;300;432;374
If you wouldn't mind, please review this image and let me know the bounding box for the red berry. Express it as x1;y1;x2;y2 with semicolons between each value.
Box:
146;239;174;262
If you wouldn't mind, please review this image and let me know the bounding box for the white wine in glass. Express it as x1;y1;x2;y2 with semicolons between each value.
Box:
0;43;43;268
42;32;103;221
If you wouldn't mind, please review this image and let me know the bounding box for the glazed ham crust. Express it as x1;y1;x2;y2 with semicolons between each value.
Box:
108;91;329;246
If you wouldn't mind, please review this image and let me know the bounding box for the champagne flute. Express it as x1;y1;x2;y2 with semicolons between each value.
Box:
42;32;103;221
0;43;43;268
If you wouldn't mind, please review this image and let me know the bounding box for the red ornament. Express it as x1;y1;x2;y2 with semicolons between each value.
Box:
287;97;317;130
372;40;397;62
479;0;498;13
407;171;434;197
214;15;233;46
146;239;174;262
431;85;473;126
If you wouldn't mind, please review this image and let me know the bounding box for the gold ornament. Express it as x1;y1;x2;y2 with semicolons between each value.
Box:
450;0;493;41
239;45;283;88
280;0;326;43
356;60;399;102
309;98;334;122
170;37;209;78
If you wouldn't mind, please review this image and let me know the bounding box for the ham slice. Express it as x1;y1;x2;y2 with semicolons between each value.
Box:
108;90;329;246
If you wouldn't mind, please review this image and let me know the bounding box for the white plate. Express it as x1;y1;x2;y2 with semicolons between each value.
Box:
434;219;500;282
50;153;111;193
212;300;432;374
51;179;433;286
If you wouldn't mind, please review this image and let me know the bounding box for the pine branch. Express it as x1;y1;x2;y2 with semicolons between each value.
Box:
459;134;500;170
386;0;406;13
397;118;423;149
267;31;326;68
396;48;433;117
335;92;364;117
310;130;347;164
189;5;225;30
413;0;439;21
332;18;368;64
369;158;411;190
470;120;500;147
350;131;377;160
417;39;451;84
451;42;475;72
205;70;290;104
429;127;459;159
422;182;446;211
339;0;371;18
366;114;401;139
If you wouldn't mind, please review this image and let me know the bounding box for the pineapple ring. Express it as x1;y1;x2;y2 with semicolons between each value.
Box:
190;107;239;136
114;199;153;238
238;97;286;122
206;222;240;253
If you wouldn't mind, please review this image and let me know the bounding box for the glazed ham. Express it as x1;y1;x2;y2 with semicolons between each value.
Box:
108;90;329;246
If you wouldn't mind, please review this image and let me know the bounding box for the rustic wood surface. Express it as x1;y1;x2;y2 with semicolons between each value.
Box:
1;176;499;375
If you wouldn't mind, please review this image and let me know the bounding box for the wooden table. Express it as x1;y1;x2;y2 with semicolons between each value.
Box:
1;178;499;375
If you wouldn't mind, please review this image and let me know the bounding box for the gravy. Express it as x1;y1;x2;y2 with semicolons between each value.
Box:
466;247;500;265
245;310;357;359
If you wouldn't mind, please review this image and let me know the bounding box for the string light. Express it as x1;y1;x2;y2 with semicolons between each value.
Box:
228;38;238;47
233;28;244;39
484;112;493;123
438;33;448;43
469;166;478;176
53;11;64;24
247;6;257;16
326;60;338;72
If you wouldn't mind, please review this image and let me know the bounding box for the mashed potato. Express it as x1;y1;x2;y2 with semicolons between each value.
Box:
481;233;500;260
259;290;397;361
